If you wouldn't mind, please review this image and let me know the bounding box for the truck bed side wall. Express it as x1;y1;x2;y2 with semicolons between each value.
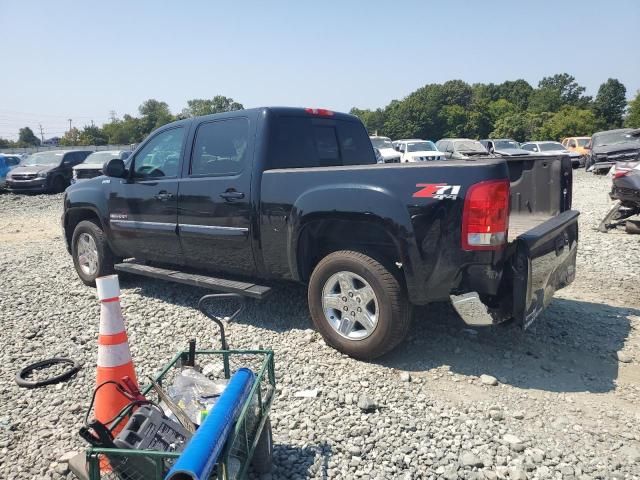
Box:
259;160;511;304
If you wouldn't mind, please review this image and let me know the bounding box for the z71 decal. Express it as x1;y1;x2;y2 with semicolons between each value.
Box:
413;183;461;200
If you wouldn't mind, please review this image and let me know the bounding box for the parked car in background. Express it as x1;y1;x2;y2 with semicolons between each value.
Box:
0;154;22;188
562;136;591;157
6;150;92;193
369;136;401;163
436;139;490;159
585;129;640;174
392;139;443;162
520;141;583;168
72;150;131;184
480;139;531;157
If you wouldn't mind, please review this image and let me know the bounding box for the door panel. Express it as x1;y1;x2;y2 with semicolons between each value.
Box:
177;117;255;275
108;127;186;263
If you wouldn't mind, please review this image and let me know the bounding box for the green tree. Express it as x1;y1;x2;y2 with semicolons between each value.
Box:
0;138;13;148
138;99;174;135
17;127;40;147
440;105;468;137
536;106;598;140
78;125;108;145
181;96;243;118
102;115;146;144
350;108;386;134
626;90;640;128
440;80;473;108
529;74;590;113
59;127;81;146
496;80;533;111
490;112;551;142
594;78;627;129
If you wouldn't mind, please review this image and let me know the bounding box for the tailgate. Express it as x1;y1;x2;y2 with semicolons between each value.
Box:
505;153;577;327
511;210;579;328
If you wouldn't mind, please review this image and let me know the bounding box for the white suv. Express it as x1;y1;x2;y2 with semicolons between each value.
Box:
392;139;444;163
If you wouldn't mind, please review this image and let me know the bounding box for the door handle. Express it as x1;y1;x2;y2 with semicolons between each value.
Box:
154;191;174;201
220;190;245;201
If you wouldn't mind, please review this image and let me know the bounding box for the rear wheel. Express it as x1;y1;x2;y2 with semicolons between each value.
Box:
308;250;411;360
71;220;117;286
251;417;273;474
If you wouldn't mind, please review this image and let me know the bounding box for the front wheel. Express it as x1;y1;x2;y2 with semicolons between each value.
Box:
71;220;117;286
308;250;411;360
50;175;66;193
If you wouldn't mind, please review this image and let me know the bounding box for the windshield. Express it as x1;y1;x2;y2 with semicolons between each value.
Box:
407;141;437;152
83;151;121;165
494;140;520;150
455;141;486;153
539;142;566;152
370;137;393;149
592;130;640;147
577;138;590;147
22;152;64;166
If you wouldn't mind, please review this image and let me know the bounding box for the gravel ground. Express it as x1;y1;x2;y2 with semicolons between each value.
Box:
0;170;639;479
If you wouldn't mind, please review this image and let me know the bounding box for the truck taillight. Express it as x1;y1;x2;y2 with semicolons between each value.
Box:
614;168;631;179
462;179;510;251
304;108;334;117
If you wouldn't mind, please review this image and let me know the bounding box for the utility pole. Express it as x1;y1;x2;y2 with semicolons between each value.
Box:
109;110;117;122
39;124;45;144
68;119;72;132
91;120;95;128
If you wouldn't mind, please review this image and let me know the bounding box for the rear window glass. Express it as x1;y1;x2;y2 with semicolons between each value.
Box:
266;116;375;169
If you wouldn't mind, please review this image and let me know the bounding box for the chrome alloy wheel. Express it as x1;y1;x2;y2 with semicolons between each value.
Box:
321;271;379;340
77;233;99;276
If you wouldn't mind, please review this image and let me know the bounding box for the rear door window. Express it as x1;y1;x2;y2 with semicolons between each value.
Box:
267;116;374;169
190;118;249;176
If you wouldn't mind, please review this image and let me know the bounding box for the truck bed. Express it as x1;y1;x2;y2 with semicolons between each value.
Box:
509;214;553;241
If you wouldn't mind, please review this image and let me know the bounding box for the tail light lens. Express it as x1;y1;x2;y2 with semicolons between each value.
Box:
462;179;510;250
614;168;631;179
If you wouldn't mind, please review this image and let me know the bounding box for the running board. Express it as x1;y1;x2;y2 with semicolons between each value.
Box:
114;260;271;300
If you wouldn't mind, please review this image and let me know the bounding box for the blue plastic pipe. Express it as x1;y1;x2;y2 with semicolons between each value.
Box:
165;368;255;480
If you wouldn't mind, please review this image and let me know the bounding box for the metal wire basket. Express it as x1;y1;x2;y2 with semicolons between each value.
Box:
83;294;276;480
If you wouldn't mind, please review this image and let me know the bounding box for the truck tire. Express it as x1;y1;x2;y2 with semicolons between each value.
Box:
251;416;273;474
626;220;640;235
308;250;411;360
71;220;116;286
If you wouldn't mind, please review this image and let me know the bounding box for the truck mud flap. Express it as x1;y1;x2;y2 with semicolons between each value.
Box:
512;210;579;329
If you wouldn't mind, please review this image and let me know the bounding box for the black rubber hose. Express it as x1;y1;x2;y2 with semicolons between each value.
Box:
15;358;81;388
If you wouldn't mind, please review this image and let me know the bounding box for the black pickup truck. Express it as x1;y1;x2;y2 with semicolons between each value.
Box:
62;107;578;359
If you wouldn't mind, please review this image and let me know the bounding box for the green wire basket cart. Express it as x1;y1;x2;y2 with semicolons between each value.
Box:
82;293;276;480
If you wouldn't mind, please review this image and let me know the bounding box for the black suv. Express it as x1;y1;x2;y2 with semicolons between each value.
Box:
7;150;92;193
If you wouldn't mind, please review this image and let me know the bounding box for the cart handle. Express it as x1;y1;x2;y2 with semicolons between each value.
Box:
198;294;246;350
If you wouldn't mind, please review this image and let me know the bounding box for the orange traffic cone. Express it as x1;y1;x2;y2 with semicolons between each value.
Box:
94;274;138;434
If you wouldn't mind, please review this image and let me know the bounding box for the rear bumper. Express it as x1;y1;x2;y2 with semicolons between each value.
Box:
452;210;579;328
591;161;614;172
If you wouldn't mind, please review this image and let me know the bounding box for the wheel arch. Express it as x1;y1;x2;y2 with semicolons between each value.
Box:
294;215;407;286
63;207;104;253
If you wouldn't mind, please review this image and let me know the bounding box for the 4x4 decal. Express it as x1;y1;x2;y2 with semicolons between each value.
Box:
413;183;461;200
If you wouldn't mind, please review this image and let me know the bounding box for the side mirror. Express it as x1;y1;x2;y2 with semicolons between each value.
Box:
584;145;591;150
104;158;127;178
